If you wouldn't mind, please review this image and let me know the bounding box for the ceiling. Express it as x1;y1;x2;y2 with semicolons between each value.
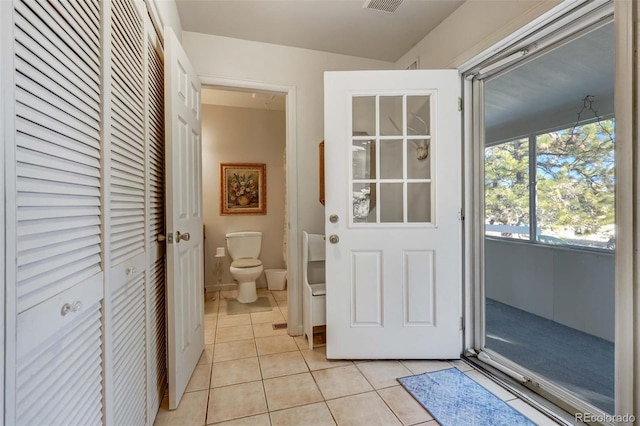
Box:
202;87;286;111
175;0;464;62
485;22;614;138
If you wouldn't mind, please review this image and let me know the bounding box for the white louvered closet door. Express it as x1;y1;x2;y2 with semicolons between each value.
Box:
11;0;104;424
108;0;147;424
145;20;167;418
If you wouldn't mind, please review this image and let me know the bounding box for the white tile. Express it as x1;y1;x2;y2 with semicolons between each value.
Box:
185;364;212;393
450;359;474;372
327;392;402;426
259;351;309;379
312;365;373;400
269;402;336;426
210;357;262;388
508;399;560;426
207;381;267;423
198;345;214;365
355;361;412;389
378;386;433;425
400;360;452;375
210;414;270;426
154;391;208;426
263;372;324;411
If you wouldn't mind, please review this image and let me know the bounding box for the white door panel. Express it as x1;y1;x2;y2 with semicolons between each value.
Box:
165;26;204;409
324;70;462;359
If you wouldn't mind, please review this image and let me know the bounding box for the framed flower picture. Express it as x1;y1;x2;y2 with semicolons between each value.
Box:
220;163;267;215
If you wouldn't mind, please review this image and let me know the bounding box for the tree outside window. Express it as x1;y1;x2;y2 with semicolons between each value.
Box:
485;139;529;239
485;119;615;250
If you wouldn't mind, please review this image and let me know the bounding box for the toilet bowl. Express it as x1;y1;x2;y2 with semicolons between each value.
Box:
226;231;263;303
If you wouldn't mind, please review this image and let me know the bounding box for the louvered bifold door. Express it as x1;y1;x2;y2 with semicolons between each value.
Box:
109;0;145;267
146;28;167;418
108;0;147;424
11;0;104;423
112;274;147;425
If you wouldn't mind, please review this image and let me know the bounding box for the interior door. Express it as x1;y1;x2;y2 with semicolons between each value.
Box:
164;26;204;409
324;70;462;359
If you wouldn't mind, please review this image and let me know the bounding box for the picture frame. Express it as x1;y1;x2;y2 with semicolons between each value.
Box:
220;163;267;215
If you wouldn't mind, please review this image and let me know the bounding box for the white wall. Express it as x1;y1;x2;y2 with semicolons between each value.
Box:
182;31;393;247
395;0;561;69
485;239;614;342
150;0;183;41
202;104;286;289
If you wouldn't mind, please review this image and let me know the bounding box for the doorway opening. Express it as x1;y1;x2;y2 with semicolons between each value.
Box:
198;78;300;336
465;1;616;418
200;87;287;293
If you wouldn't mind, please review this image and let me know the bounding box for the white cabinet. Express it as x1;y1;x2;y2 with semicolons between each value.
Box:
107;0;148;422
10;0;105;423
16;276;103;426
4;0;169;424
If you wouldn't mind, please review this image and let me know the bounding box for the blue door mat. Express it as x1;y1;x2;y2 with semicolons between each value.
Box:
398;368;536;426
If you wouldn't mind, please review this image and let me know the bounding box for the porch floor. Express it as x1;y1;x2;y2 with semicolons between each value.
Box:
486;298;614;414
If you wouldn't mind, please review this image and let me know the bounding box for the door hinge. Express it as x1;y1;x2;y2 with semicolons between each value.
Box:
458;97;463;112
167;232;174;244
460;316;464;331
458;208;464;221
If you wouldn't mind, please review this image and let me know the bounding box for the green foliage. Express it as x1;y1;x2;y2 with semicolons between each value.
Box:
485;139;529;228
536;120;615;235
485;119;615;237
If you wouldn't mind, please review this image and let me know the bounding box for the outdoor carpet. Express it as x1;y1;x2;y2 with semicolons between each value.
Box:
398;368;536;426
486;298;614;413
226;297;272;315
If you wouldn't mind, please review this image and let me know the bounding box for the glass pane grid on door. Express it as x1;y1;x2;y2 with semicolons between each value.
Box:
351;94;433;225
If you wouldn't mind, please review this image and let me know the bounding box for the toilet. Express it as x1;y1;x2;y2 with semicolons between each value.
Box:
226;231;263;303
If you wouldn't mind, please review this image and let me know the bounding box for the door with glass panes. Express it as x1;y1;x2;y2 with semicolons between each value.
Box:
324;70;462;359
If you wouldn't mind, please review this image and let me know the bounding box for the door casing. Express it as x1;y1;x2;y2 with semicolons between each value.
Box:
459;0;634;417
198;76;300;336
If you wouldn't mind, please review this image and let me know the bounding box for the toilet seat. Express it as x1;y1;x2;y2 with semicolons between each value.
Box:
231;257;262;268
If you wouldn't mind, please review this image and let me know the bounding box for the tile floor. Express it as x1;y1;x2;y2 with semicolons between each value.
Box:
154;289;559;426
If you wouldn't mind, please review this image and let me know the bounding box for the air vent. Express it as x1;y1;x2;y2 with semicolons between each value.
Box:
363;0;403;13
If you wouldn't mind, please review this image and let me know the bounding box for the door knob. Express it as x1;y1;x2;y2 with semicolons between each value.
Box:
329;234;339;244
329;214;339;223
176;231;190;242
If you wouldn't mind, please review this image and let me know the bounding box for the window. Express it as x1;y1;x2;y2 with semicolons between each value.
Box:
485;119;615;250
485;138;529;239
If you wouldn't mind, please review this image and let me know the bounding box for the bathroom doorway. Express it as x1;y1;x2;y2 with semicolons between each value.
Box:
200;86;288;291
200;76;302;336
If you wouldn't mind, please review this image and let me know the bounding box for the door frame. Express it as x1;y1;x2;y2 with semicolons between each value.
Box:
198;76;300;336
460;0;634;418
0;1;9;423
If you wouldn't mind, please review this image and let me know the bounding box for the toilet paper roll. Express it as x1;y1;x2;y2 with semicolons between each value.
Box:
216;247;225;257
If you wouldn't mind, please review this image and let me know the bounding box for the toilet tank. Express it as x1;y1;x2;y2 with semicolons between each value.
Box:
225;231;262;259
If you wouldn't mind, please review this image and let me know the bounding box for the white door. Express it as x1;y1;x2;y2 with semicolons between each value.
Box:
324;70;462;359
165;26;204;409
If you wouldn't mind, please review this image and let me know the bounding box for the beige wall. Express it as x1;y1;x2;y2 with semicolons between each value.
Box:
202;104;286;288
185;2;567;253
395;0;561;69
181;32;394;293
150;0;183;41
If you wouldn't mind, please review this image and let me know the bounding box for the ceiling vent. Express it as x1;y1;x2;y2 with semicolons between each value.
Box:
363;0;403;13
